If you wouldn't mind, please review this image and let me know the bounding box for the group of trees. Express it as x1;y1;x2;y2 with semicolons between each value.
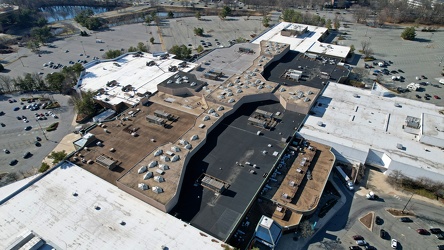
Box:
401;27;416;40
72;90;96;117
169;45;192;60
0;63;83;94
219;6;232;19
104;42;151;59
387;170;444;200
74;9;105;30
193;27;204;36
281;9;327;27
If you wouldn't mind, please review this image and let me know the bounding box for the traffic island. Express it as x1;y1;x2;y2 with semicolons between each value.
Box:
386;208;415;217
359;212;374;231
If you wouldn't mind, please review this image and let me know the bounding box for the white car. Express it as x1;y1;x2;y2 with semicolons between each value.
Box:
391;239;397;249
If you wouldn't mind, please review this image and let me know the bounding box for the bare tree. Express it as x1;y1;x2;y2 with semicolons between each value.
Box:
299;220;314;238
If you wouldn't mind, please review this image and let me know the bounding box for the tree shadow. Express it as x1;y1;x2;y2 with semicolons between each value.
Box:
414;38;431;43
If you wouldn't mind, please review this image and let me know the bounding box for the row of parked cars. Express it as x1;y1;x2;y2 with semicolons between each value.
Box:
350;217;443;250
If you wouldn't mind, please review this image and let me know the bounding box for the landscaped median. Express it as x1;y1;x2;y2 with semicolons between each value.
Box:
46;122;59;132
359;211;374;231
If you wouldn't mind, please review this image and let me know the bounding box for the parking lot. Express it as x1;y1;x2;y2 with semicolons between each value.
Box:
340;205;444;250
0;93;75;175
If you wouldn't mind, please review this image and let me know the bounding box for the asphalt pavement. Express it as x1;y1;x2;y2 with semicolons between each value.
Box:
0;93;75;174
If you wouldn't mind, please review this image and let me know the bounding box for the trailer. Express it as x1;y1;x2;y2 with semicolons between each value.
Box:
335;165;354;191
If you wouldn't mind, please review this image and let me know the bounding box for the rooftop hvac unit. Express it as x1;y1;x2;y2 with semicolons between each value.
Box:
217;106;224;111
304;97;310;102
172;155;180;162
218;95;225;99
211;112;219;117
280;87;286;92
308;90;313;95
255;79;261;84
143;172;153;180
227;82;233;87
160;155;170;162
138;165;147;174
228;98;235;103
237;89;243;93
156;169;164;175
138;183;148;190
257;85;263;89
227;92;233;96
159;164;169;170
148;161;158;168
208;108;215;114
396;143;403;149
191;134;199;141
179;139;189;145
297;92;304;99
184;143;192;150
183;76;189;80
190;82;197;87
353;93;359;98
154;176;165;183
171;146;180;152
167;80;173;84
154;149;163;156
317;121;324;127
203;115;210;121
152;186;163;194
174;74;180;79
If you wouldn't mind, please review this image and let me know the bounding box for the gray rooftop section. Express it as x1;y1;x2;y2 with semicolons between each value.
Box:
158;71;206;90
193;43;261;84
171;101;306;241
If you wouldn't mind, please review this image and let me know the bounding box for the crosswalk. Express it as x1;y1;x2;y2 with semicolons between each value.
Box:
393;195;403;202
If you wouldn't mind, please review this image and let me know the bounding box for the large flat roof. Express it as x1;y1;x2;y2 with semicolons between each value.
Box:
171;101;307;241
0;162;226;250
78;53;197;106
253;22;349;58
299;82;444;181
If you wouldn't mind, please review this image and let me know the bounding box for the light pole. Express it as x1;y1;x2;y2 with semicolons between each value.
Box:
402;193;414;214
35;118;48;141
81;41;86;55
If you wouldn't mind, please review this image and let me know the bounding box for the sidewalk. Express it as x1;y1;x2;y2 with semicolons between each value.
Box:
277;176;348;250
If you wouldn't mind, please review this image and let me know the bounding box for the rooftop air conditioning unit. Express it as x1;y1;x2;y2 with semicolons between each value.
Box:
154;176;165;183
152;186;163;194
154;149;163;156
143;172;153;180
148;161;158;168
138;165;147;174
138;183;148;190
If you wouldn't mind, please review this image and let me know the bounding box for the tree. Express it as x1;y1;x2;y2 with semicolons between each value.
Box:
27;39;40;53
401;26;416;40
145;15;153;25
45;72;65;92
48;150;67;165
128;46;138;52
219;6;232;20
104;49;123;59
38;162;50;173
30;26;52;45
137;42;149;52
194;27;204;36
262;15;270;27
333;16;340;30
326;19;332;29
150;37;155;44
168;11;174;19
72;90;96;117
350;44;355;54
169;45;192;60
197;45;204;53
195;12;201;20
299;220;314;238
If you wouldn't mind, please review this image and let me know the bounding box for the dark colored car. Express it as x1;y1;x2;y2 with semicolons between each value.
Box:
353;235;364;240
23;151;31;158
375;216;383;225
36;136;41;141
417;229;429;235
400;217;412;222
350;247;362;250
380;229;387;239
35;141;41;147
431;228;443;234
436;233;444;240
9;159;18;165
437;245;444;250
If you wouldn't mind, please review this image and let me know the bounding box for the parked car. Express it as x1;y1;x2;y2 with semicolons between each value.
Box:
3;149;10;154
431;228;443;234
24;126;32;131
9;159;18;165
400;217;412;222
437;245;444;250
417;229;429;235
356;240;367;246
349;247;362;250
375;216;383;225
36;136;41;141
436;233;444;240
353;235;364;240
391;239;398;249
380;229;387;239
23;151;31;158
